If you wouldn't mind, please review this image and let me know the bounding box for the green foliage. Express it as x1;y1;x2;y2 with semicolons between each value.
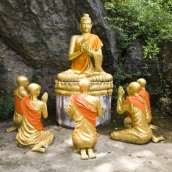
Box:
31;72;39;83
0;88;14;120
104;0;172;59
143;39;160;59
113;62;151;100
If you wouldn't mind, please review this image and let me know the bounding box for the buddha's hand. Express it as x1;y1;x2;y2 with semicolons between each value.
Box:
84;43;93;57
41;92;48;103
118;86;125;97
80;39;86;52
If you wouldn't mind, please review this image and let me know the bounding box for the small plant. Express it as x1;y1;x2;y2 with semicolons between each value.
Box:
0;88;14;120
31;72;39;83
113;62;151;100
143;39;160;59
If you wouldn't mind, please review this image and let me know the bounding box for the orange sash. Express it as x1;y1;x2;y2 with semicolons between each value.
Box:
139;90;151;109
21;97;44;130
139;89;153;124
70;94;97;127
71;33;103;74
124;96;146;118
14;89;23;115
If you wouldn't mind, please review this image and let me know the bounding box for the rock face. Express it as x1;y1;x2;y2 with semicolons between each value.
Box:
0;0;117;98
124;42;161;90
0;37;34;91
0;0;172;115
122;41;172;115
123;42;163;106
160;43;172;115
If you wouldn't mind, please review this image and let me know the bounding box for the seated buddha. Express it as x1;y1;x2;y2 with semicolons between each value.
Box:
55;13;113;97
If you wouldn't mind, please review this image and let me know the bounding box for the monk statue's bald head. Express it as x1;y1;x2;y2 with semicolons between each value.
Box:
137;78;146;89
79;78;91;92
28;83;41;96
16;76;29;87
127;82;141;96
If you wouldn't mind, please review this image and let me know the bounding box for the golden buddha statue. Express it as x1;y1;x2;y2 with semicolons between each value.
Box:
55;13;113;97
6;76;29;132
16;83;54;153
110;82;164;144
68;78;102;160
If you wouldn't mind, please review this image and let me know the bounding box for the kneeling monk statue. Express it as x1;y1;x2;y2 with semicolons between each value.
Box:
123;78;154;129
68;78;102;160
16;83;54;153
110;82;164;144
6;76;29;132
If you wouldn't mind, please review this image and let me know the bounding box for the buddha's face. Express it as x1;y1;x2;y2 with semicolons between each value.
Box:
80;19;92;33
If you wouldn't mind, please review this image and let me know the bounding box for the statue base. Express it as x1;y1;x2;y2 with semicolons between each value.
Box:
56;94;112;128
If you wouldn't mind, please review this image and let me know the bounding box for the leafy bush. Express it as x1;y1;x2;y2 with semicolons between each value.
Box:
0;88;14;120
104;0;172;59
113;61;151;100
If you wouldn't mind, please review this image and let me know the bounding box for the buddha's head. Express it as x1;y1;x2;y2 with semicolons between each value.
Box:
80;13;92;33
137;78;146;89
16;76;29;87
28;83;41;97
127;82;141;96
79;78;91;92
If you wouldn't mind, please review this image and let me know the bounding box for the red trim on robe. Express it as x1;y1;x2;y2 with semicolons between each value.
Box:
124;96;146;118
14;89;23;115
139;90;151;111
71;33;103;74
70;94;97;127
139;89;153;124
21;97;44;130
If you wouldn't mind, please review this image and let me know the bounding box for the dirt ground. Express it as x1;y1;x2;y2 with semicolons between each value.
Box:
0;108;172;172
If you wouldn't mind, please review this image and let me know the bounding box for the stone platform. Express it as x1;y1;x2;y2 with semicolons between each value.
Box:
56;94;112;128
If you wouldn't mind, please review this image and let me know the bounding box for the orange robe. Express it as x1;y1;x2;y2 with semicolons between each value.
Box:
16;97;53;148
112;95;153;144
70;94;97;127
68;94;98;149
14;89;23;115
124;96;146;118
13;89;24;128
139;89;153;124
21;97;44;130
71;33;103;74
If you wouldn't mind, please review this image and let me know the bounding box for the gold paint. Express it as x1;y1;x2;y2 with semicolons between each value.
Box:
68;78;102;160
16;83;54;153
110;82;164;144
54;13;113;97
6;76;29;133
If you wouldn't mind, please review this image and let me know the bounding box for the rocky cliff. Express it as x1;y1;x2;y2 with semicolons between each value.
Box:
0;0;117;98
